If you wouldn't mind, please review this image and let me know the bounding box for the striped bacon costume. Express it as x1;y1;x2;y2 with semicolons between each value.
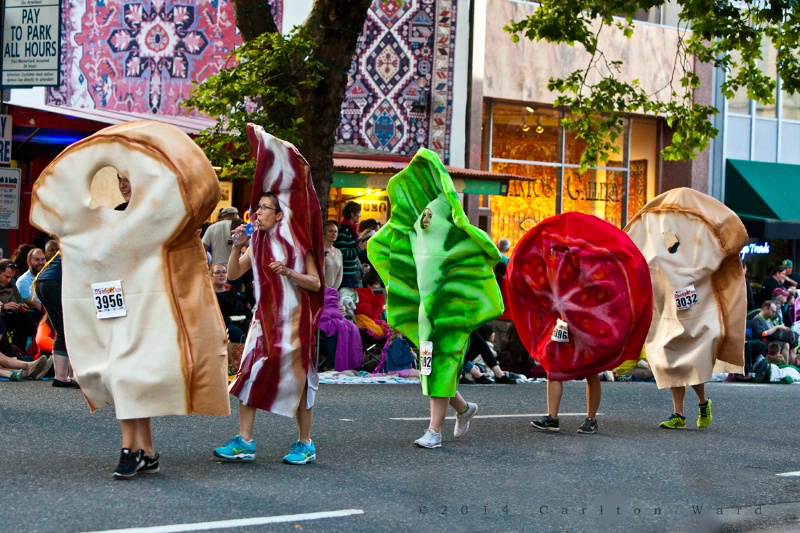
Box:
228;125;324;417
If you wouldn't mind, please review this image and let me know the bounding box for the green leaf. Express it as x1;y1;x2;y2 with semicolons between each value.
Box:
367;149;504;396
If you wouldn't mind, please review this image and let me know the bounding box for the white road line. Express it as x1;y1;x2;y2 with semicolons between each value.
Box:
390;412;603;421
82;509;365;533
777;471;800;477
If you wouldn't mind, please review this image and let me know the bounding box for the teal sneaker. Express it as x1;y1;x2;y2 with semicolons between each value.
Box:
697;399;712;428
283;440;316;465
213;435;255;462
659;413;687;429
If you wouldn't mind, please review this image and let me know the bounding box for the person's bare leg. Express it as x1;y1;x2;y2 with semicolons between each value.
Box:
429;396;449;433
546;380;563;418
586;374;602;419
135;418;155;456
52;355;69;381
449;391;468;414
691;383;706;404
120;419;138;450
670;386;687;416
238;401;257;441
0;352;28;370
469;366;482;379
490;364;506;378
296;385;313;444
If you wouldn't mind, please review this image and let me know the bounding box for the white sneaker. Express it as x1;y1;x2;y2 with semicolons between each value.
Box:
454;402;478;438
414;428;442;449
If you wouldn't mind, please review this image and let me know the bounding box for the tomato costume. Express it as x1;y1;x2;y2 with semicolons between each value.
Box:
368;148;504;397
507;212;653;381
625;187;748;388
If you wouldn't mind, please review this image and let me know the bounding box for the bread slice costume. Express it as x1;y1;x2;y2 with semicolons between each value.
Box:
30;121;230;419
624;187;748;388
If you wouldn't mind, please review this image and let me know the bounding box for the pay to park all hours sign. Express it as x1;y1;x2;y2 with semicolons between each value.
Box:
0;168;21;230
1;0;61;87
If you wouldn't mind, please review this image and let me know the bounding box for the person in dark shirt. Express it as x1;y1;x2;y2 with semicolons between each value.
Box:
782;259;800;290
759;265;789;307
334;201;363;288
210;263;251;343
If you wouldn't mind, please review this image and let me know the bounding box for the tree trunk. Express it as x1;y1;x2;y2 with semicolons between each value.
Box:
295;0;373;217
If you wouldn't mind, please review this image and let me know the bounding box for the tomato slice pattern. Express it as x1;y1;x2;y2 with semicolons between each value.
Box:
507;212;653;380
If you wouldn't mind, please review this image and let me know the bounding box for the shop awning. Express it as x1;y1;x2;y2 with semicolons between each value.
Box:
332;155;513;195
725;159;800;239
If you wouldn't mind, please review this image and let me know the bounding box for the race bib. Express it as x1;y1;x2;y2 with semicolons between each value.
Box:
674;285;699;311
419;341;433;376
92;280;127;319
551;319;569;343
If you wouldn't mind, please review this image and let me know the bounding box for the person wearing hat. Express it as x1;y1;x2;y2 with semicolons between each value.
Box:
769;287;799;332
782;259;800;290
203;206;240;266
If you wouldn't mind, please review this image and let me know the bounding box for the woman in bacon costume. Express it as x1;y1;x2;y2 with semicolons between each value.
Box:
368;148;503;449
214;125;323;465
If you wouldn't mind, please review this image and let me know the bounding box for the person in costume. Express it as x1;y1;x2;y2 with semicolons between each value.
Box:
507;212;652;434
214;125;323;465
625;187;748;429
368;149;503;449
30;121;230;478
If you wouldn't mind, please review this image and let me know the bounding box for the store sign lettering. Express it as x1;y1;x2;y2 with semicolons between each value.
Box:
566;173;620;202
507;179;554;199
740;242;770;258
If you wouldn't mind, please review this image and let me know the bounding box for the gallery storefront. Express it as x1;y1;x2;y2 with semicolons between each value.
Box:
480;101;659;247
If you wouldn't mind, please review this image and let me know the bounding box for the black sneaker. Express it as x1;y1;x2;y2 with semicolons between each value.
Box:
474;375;494;384
138;453;160;474
495;374;517;384
531;415;560;432
577;417;598;434
113;448;144;479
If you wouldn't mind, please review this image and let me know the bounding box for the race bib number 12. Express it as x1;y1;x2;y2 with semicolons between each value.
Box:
419;341;433;376
674;285;699;311
92;280;127;319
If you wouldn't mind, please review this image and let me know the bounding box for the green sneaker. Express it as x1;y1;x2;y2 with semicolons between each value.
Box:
697;399;712;428
659;413;686;429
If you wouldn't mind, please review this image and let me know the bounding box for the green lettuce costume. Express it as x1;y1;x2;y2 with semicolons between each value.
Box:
367;148;504;397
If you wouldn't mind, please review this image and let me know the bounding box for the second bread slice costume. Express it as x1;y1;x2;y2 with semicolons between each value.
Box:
30;121;230;419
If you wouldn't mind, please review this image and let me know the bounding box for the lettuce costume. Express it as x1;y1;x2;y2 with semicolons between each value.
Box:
367;149;504;397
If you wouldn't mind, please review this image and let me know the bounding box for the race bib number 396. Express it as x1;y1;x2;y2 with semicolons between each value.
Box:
92;280;127;319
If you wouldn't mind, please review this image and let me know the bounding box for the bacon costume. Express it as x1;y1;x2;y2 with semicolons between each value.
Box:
228;125;324;417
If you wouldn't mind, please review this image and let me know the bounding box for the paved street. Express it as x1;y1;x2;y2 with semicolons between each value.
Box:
3;379;800;533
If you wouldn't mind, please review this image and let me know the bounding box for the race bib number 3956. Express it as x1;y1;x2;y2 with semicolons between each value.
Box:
92;280;127;319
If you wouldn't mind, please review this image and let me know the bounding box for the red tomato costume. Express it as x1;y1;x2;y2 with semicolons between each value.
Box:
507;212;653;381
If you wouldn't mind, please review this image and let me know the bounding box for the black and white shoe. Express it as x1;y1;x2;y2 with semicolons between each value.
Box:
138;453;160;474
113;448;144;479
530;415;560;432
577;417;598;434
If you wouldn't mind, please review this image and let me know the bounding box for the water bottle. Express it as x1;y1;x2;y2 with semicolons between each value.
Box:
245;223;255;235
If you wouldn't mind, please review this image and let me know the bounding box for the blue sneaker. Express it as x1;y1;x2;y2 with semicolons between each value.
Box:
282;440;316;465
213;435;255;462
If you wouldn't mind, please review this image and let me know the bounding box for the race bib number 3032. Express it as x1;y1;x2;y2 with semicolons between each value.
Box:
92;280;127;319
674;285;699;311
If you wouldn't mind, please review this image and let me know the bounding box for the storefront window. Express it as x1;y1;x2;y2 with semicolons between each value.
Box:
486;101;653;240
756;40;778;118
489;164;557;246
782;89;800;121
328;187;390;225
727;50;751;115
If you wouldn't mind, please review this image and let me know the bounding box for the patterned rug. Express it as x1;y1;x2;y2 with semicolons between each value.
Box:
46;0;282;114
335;0;458;163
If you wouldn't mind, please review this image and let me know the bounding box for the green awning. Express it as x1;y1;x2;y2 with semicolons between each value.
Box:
725;159;800;239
